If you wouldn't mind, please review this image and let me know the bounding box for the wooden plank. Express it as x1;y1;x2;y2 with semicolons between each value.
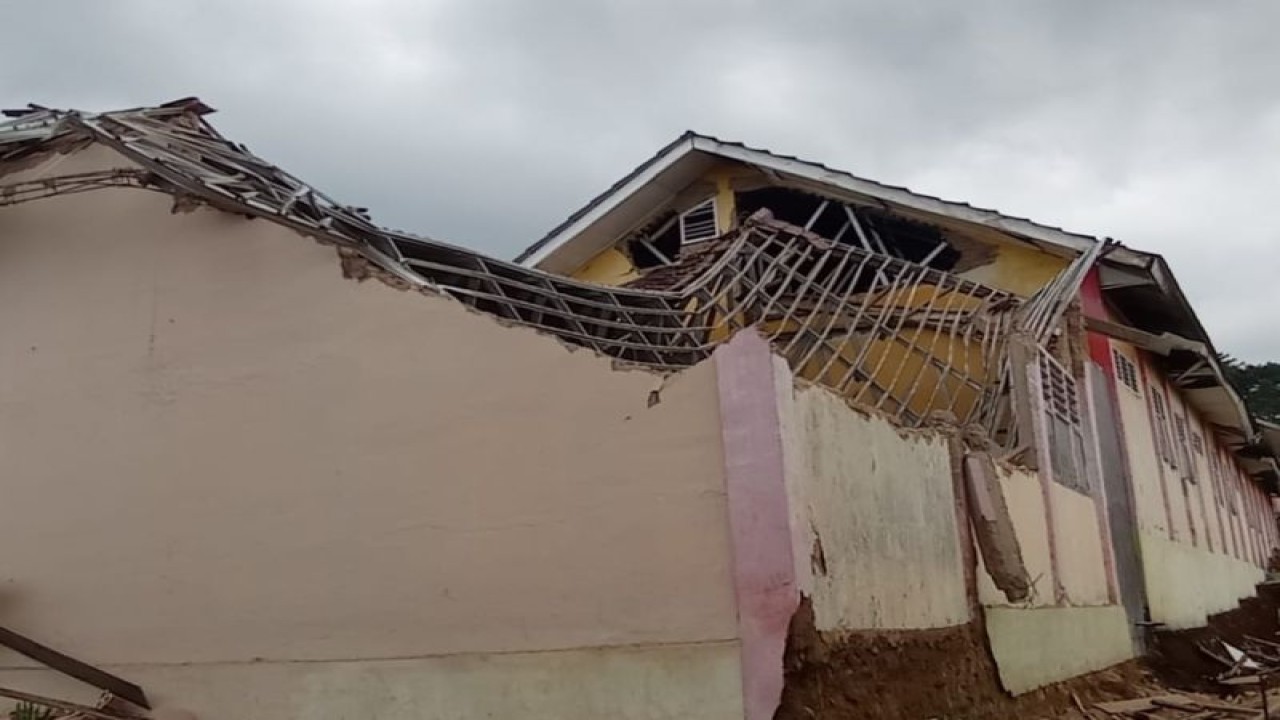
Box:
1007;335;1041;470
1152;696;1209;712
1095;695;1204;715
1179;695;1266;717
0;625;149;709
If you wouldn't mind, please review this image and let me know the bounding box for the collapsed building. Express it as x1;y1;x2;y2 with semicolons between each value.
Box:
0;98;1277;719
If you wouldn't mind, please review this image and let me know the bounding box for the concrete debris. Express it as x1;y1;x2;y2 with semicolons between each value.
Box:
963;450;1032;602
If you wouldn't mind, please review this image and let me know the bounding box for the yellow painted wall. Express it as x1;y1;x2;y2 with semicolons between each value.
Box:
958;239;1069;297
565;165;1071;300
776;383;970;631
572;246;639;285
713;171;737;233
775;285;994;423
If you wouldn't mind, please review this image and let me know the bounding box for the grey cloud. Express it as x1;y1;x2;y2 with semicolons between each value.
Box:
3;0;1280;359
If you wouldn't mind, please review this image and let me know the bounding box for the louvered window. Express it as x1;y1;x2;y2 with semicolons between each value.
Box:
1113;349;1140;393
679;198;718;245
1150;388;1177;469
1038;351;1090;493
1174;415;1197;482
1209;448;1228;508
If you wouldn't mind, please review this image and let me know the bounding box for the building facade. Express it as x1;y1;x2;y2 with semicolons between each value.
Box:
0;100;1275;719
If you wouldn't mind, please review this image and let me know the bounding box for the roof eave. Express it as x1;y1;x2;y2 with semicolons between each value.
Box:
687;135;1105;257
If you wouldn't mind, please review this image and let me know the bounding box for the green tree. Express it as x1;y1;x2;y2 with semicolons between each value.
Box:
1220;353;1280;424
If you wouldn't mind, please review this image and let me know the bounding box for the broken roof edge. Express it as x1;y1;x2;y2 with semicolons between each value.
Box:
6;99;1275;478
0;97;215;148
515;130;1127;269
512;128;1278;476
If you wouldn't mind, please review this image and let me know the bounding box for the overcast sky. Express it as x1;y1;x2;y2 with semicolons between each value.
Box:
5;1;1279;360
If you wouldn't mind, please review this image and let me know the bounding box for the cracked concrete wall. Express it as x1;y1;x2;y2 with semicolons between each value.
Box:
0;147;742;719
776;384;970;631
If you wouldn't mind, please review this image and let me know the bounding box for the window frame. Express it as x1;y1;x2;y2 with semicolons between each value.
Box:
1113;348;1141;394
678;198;719;245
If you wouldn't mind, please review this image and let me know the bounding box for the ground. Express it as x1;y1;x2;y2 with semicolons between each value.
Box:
776;584;1280;719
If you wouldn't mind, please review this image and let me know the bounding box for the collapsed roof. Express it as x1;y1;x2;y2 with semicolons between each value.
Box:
513;127;1279;483
0;98;1275;482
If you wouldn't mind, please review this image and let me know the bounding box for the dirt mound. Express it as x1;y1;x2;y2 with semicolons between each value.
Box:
777;584;1280;718
776;597;1162;720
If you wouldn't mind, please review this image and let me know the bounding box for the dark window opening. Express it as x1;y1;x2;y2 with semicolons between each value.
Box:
735;187;960;270
860;207;959;269
627;197;722;270
627;211;681;269
737;187;840;234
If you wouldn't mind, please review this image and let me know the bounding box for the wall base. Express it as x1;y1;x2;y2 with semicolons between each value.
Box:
776;598;1144;720
0;642;744;720
1138;531;1265;629
985;606;1134;694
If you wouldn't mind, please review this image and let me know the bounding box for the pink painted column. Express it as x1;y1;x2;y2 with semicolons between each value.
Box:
714;331;799;720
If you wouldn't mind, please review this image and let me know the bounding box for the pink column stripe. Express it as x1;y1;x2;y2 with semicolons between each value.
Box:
714;332;799;720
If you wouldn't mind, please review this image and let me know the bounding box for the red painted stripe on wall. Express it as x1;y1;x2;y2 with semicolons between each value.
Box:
1079;269;1115;371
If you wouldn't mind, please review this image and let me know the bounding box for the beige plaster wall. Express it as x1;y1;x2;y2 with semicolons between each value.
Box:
0;147;739;717
1104;340;1268;627
1050;483;1112;606
975;467;1113;607
777;384;969;631
0;643;743;720
977;467;1055;608
1110;342;1171;536
1139;530;1265;629
978;468;1133;693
